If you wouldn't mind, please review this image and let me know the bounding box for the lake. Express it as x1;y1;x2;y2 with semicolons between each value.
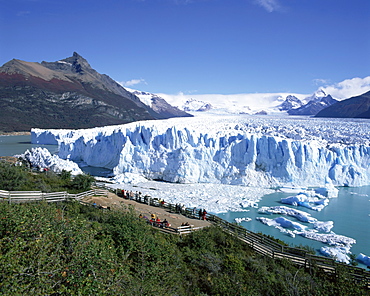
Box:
218;187;370;268
0;134;59;156
1;134;369;267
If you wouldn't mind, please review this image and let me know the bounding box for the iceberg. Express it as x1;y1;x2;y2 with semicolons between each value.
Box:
299;231;356;247
235;217;252;223
256;217;298;237
356;253;370;266
31;115;370;188
312;221;334;233
280;193;329;211
256;216;307;232
320;246;351;264
258;205;318;223
314;184;339;198
257;217;355;247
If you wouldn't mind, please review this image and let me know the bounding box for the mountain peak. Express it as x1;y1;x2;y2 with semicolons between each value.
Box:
40;52;92;75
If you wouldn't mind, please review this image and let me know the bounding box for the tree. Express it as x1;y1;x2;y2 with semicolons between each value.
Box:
0;161;28;190
70;174;95;191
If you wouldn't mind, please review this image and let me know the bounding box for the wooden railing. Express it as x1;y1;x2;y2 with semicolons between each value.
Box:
205;212;370;287
103;184;370;287
3;183;369;287
0;188;108;203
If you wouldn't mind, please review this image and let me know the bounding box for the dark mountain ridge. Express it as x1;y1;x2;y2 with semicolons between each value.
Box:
315;90;370;118
0;52;191;132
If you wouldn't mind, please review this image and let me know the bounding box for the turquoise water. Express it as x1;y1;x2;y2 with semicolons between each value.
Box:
218;186;370;268
1;135;369;266
0;135;58;156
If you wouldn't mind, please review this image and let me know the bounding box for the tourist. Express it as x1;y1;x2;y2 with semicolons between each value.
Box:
202;209;207;220
162;219;170;228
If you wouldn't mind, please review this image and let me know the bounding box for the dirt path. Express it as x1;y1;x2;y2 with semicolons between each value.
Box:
82;191;211;229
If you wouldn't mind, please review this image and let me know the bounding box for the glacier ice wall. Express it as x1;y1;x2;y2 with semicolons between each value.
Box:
31;116;370;187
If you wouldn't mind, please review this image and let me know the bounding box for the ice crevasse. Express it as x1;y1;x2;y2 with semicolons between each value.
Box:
31;118;370;187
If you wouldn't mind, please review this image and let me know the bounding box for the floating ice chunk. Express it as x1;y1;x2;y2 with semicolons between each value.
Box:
281;194;329;211
257;216;355;248
314;183;339;198
258;206;334;233
299;231;356;247
258;205;318;223
274;217;307;231
313;221;334;233
256;217;297;237
320;246;351;263
17;147;83;175
235;217;252;223
356;253;370;266
256;216;306;231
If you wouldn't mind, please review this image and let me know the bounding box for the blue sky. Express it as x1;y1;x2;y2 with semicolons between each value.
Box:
1;0;369;96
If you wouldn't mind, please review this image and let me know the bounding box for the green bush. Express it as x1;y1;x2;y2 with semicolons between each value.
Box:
70;173;95;192
0;161;94;193
0;161;28;191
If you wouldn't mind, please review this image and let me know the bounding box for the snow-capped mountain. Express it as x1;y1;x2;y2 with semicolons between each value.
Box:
128;89;192;119
181;98;213;112
136;89;339;116
287;90;338;116
278;95;304;112
127;89;212;112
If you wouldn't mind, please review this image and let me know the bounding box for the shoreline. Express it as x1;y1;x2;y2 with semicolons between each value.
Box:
0;131;31;136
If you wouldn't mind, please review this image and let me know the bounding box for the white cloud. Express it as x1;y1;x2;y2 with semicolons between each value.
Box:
119;78;147;87
255;0;280;12
319;76;370;100
313;78;330;86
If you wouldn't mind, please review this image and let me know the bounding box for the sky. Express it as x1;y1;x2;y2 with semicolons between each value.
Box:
1;0;370;98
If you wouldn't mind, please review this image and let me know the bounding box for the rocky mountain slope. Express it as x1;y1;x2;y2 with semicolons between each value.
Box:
0;52;191;132
315;90;370;118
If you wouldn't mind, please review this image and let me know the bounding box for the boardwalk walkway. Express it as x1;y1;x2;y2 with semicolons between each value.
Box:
82;191;211;230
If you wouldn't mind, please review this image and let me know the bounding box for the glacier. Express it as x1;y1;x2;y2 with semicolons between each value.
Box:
31;115;370;188
17;147;83;175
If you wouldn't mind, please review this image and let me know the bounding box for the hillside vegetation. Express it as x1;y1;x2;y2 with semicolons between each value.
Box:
0;201;369;295
0;160;369;295
0;161;94;193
